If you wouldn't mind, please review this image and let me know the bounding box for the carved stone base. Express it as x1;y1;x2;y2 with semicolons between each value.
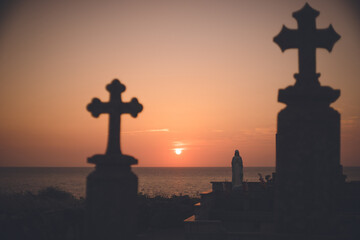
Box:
85;156;138;240
275;87;344;234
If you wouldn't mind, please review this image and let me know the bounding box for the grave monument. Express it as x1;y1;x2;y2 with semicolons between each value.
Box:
273;3;344;234
185;3;360;239
85;79;143;240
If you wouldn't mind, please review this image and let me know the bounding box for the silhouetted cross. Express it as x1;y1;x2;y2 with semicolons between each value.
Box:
274;3;340;87
87;79;143;155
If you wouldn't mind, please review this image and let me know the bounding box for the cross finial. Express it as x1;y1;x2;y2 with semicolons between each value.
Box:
274;3;340;88
87;79;143;156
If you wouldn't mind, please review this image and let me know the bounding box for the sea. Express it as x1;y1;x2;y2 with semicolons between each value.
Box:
0;167;359;198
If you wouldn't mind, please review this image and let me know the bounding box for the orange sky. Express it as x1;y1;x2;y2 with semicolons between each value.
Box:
0;0;359;167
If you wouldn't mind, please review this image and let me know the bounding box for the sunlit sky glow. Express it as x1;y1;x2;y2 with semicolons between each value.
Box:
0;0;359;167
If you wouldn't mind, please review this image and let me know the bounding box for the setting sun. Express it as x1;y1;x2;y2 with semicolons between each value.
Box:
175;149;182;155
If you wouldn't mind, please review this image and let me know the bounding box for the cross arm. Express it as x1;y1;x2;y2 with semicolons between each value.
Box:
273;25;299;52
121;98;143;117
87;98;111;118
315;24;341;52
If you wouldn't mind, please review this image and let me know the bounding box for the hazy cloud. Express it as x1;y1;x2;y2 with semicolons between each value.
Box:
123;129;169;134
343;116;360;127
212;129;224;133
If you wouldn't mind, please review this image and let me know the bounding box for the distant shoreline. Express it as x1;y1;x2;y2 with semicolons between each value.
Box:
1;167;360;198
0;166;360;168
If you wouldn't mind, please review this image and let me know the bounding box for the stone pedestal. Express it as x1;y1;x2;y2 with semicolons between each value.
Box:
275;86;344;234
85;155;138;240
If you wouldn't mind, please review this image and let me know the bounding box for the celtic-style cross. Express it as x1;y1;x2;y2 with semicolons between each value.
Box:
87;79;143;156
274;3;340;88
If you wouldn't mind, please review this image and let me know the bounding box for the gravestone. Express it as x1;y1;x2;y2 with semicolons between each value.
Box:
85;79;143;240
273;3;345;234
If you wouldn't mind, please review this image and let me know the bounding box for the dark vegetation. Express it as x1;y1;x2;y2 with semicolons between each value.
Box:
0;187;198;240
138;193;197;232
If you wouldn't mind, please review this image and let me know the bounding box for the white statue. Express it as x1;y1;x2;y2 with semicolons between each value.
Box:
232;150;243;190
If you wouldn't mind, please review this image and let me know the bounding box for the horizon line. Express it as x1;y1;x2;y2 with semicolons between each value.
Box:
1;165;360;168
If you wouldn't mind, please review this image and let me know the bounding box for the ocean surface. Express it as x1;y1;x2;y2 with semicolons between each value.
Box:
0;167;359;198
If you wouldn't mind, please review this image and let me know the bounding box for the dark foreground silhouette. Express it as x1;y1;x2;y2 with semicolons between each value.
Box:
0;187;197;240
86;79;143;239
185;4;359;239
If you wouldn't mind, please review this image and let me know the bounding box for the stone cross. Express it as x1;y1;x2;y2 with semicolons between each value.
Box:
274;3;340;87
87;79;143;155
273;3;344;235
